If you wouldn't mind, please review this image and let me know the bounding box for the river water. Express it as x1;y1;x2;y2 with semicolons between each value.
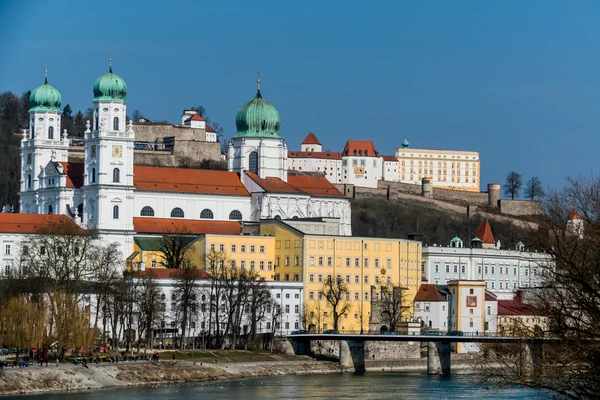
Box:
16;372;551;399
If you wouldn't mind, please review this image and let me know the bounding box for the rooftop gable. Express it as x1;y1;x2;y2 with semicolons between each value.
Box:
476;220;496;244
244;171;307;195
301;132;321;145
414;284;447;302
342;140;378;157
287;175;344;197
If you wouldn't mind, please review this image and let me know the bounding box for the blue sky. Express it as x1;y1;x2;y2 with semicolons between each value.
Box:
1;0;600;193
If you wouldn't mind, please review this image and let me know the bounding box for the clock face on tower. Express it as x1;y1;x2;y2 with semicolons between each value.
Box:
112;145;123;158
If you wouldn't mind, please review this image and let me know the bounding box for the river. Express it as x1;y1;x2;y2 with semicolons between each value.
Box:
15;371;551;399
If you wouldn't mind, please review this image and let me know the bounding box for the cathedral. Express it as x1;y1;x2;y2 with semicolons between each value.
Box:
18;64;352;252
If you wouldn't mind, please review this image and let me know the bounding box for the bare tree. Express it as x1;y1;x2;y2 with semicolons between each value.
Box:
135;271;162;348
378;284;409;332
244;276;272;349
173;265;201;350
503;171;523;200
321;277;351;331
479;175;600;399
524;176;544;200
159;230;195;269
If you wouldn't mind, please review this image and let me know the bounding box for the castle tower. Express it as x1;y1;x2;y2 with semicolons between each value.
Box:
19;72;70;214
228;75;288;181
81;60;135;247
566;208;584;239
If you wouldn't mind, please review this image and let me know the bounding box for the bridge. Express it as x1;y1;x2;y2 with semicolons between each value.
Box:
284;333;544;375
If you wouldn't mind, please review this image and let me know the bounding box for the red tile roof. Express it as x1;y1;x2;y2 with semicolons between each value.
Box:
476;220;496;244
485;290;498;301
245;172;306;195
134;166;249;196
133;268;211;280
185;114;205;122
287;175;344;197
288;151;342;160
301;132;321;145
0;214;87;235
133;218;242;235
414;284;447;302
56;162;84;188
498;300;537;316
568;208;583;220
206;124;216;133
342;140;378;157
381;155;398;162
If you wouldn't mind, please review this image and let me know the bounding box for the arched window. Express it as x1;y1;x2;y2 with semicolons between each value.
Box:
48;205;53;214
91;168;96;183
140;206;155;217
229;210;242;220
113;168;120;183
27;174;31;189
113;117;119;131
249;151;259;174
170;207;184;218
161;293;166;301
113;205;119;219
200;209;214;219
48;126;54;140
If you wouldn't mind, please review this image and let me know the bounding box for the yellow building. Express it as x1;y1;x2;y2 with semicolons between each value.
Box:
395;144;480;192
448;280;487;353
127;219;422;333
497;299;548;336
260;219;421;333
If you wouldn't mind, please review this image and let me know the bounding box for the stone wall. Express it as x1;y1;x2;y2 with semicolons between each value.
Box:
378;180;489;206
365;340;420;360
498;199;542;216
133;122;207;142
134;151;176;167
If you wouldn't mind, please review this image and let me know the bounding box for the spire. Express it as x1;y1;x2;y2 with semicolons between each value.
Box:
44;68;48;84
257;71;261;91
109;56;113;73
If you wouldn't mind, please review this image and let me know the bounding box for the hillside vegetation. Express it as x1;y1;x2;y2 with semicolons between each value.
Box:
351;197;534;249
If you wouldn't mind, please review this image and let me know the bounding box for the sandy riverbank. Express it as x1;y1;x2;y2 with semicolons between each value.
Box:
0;357;341;397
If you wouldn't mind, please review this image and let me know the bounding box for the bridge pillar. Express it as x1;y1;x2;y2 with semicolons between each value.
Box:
519;343;542;378
339;340;365;371
427;342;451;375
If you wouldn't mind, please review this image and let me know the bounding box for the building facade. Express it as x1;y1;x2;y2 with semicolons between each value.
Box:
395;139;480;191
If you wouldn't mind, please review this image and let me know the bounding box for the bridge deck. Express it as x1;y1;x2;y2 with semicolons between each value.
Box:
286;334;545;343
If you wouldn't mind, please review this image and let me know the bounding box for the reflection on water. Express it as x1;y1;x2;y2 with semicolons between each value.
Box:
17;371;551;400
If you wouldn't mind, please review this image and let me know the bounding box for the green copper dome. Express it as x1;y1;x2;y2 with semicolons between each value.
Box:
402;138;410;148
235;85;281;139
93;66;127;102
29;76;62;112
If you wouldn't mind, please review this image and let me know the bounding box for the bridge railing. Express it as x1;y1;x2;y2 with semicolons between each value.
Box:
290;330;535;338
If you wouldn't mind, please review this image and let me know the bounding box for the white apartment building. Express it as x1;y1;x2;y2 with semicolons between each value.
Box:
395;139;480;191
421;221;552;300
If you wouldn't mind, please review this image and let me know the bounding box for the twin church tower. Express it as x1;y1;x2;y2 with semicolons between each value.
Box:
18;62;339;249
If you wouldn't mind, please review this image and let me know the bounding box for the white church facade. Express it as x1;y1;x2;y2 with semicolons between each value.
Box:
18;66;352;255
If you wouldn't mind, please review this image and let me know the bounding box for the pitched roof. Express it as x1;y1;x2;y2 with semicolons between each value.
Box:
287;175;344;197
56;162;84;188
568;208;583;220
133;166;249;196
0;214;87;235
381;155;398;162
476;220;496;244
133;268;211;280
414;284;447;302
133;218;241;235
185;114;205;122
497;300;537;316
485;290;498;302
245;172;307;195
342;140;378;157
206;124;216;133
288;151;342;160
301;132;321;145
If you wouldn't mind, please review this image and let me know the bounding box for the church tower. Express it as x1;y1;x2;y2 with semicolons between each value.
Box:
19;72;69;214
228;76;288;181
81;61;135;247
